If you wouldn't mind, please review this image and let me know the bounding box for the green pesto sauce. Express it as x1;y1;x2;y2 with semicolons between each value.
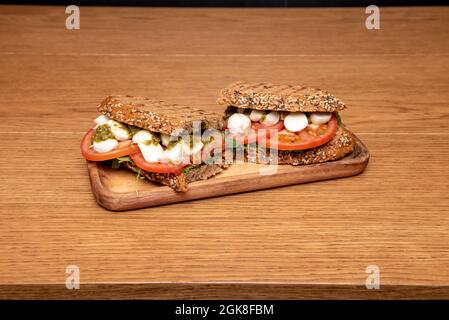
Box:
143;136;161;146
166;139;180;150
93;124;114;142
165;135;192;150
127;124;141;137
202;135;215;145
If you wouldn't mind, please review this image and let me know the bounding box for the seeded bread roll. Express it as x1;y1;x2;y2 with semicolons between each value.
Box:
123;162;228;192
219;81;346;113
248;127;355;165
98;95;224;135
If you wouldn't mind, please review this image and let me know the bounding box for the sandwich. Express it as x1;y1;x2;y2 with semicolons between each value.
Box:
80;95;227;192
219;81;355;165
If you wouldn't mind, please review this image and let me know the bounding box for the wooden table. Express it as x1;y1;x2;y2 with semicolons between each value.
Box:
0;5;448;299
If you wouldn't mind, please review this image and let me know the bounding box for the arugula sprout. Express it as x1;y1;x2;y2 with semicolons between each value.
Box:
182;165;197;174
111;156;133;169
335;112;343;128
134;168;145;197
127;125;141;137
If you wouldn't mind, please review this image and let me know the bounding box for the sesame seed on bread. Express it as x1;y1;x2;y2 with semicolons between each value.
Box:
97;95;225;135
218;81;346;113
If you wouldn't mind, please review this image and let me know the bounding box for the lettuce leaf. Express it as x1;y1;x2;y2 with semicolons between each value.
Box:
335;112;343;128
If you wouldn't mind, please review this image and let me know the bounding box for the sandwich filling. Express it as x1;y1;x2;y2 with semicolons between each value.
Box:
224;106;342;151
80;114;221;175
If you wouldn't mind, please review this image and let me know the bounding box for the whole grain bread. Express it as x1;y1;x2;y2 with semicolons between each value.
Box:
219;81;346;112
123;162;228;192
98;95;224;135
247;127;355;165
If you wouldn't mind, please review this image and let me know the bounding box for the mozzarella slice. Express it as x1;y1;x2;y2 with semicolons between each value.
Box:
132;130;155;144
310;112;332;125
249;110;265;122
178;137;204;156
94;114;110;126
93;139;118;153
227;113;251;135
160;133;173;147
284;112;308;132
138;142;163;163
179;139;191;155
163;142;189;164
107;120;130;141
261;111;280;126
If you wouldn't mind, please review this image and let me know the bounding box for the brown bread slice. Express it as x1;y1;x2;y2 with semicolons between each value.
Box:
247;127;355;165
123;162;228;192
98;95;224;135
219;81;346;113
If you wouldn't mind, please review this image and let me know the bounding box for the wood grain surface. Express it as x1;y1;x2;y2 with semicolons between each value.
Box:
0;5;448;299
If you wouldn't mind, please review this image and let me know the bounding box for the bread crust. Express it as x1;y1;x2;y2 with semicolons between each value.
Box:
248;127;355;165
123;162;228;192
98;95;224;135
219;81;346;112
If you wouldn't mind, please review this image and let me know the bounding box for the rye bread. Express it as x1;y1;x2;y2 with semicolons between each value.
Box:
123;162;228;192
219;81;346;113
247;127;355;165
98;95;224;135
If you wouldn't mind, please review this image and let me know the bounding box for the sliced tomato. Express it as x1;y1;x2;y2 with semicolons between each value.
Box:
130;151;187;175
80;129;139;161
251;121;284;132
267;114;338;150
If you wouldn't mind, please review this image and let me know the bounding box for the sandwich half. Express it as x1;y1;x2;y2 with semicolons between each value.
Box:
81;95;227;192
219;81;355;165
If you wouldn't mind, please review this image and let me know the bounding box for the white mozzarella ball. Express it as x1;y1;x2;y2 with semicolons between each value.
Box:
138;142;163;163
164;142;189;164
261;111;280;126
94;114;110;126
227;113;251;135
93;139;118;153
179;138;204;156
107;120;130;141
180;139;191;155
284;112;308;132
310;112;332;125
158;151;170;163
160;133;173;147
249;110;265;122
132;130;154;144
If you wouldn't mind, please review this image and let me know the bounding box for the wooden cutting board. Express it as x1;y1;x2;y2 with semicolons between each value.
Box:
87;136;370;211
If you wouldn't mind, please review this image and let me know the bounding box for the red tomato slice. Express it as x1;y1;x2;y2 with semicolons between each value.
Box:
251;121;284;132
130;151;187;175
80;129;139;161
267;114;338;151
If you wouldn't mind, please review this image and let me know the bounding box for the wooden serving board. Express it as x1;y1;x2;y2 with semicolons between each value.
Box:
88;136;370;211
